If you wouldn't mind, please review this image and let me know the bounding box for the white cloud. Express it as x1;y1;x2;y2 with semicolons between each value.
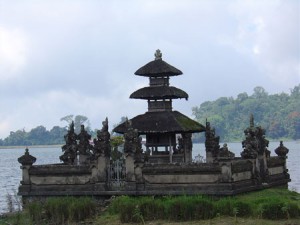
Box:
0;0;299;139
222;0;300;88
0;27;29;80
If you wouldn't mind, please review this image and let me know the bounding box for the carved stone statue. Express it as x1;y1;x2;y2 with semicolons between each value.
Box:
60;121;78;164
77;124;93;156
241;114;270;159
123;119;139;154
205;121;220;157
93;118;111;158
218;143;235;158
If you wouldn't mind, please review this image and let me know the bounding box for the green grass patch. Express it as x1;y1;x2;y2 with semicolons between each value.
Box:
1;188;299;224
108;188;300;223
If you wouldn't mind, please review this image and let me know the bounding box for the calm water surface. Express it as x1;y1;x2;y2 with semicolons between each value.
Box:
0;141;299;214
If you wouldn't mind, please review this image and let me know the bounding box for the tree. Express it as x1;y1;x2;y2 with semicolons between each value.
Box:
61;114;91;134
237;92;248;102
252;86;268;99
49;126;67;144
60;115;74;126
28;126;50;145
74;115;89;134
192;84;300;141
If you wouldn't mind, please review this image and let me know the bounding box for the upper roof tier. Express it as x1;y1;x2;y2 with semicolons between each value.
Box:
134;50;183;77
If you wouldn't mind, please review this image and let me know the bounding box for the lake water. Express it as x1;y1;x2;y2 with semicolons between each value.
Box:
0;141;299;214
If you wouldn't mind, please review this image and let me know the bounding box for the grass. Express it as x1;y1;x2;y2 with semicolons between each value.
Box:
1;188;299;225
107;188;300;223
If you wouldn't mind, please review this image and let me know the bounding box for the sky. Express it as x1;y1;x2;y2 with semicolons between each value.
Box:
0;0;299;138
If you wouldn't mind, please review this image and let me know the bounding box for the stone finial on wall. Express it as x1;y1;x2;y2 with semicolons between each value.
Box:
275;141;289;157
18;148;36;166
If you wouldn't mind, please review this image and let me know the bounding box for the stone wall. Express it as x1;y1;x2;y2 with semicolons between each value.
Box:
18;152;290;197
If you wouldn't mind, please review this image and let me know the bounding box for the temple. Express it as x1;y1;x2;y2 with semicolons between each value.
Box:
114;49;205;164
18;50;290;199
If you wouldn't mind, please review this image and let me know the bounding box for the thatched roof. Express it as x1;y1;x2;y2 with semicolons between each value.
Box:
130;86;188;100
135;59;183;77
113;111;205;134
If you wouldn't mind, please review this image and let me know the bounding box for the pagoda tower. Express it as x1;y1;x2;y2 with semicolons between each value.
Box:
114;50;205;163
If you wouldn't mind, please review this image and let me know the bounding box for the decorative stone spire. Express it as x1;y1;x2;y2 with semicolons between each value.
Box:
18;148;36;166
154;49;162;60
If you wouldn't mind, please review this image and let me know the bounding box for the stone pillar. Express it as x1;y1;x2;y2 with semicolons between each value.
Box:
125;153;136;190
135;162;144;191
183;133;193;163
18;148;36;194
90;154;110;191
20;165;31;185
206;151;214;163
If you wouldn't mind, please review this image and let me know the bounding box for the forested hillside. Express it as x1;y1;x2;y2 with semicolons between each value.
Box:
0;115;94;146
192;85;300;142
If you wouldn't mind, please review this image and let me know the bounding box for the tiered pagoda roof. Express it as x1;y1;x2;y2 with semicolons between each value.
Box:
114;50;205;134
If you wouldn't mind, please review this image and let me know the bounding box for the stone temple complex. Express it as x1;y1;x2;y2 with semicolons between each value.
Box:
18;50;290;199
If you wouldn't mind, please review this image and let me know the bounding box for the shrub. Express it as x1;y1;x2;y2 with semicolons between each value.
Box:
233;201;252;217
139;197;164;221
260;200;287;220
27;196;97;224
27;201;43;223
215;198;235;216
193;197;215;219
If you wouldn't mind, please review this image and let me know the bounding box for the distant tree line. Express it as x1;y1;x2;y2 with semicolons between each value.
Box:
1;85;299;146
192;85;300;142
0;115;95;146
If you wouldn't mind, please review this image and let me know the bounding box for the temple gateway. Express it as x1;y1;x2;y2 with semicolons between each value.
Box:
18;50;290;199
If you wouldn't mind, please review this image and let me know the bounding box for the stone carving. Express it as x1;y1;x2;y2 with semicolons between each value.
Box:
18;148;36;166
275;141;289;157
124;119;140;155
60;121;78;164
77;124;93;156
93;118;111;158
205;121;220;157
241;114;270;159
219;143;235;158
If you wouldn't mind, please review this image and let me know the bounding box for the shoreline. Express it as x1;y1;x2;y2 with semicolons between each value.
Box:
1;140;298;149
0;144;62;150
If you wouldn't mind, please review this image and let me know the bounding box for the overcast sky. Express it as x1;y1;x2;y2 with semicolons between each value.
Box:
0;0;299;138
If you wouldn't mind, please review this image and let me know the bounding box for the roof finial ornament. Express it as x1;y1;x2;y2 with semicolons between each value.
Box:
154;49;162;60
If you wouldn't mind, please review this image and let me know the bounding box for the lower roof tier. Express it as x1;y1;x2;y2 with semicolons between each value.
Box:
130;86;188;100
113;111;205;134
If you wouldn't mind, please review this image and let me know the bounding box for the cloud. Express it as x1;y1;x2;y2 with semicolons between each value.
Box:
221;0;300;88
0;0;298;139
0;27;29;80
